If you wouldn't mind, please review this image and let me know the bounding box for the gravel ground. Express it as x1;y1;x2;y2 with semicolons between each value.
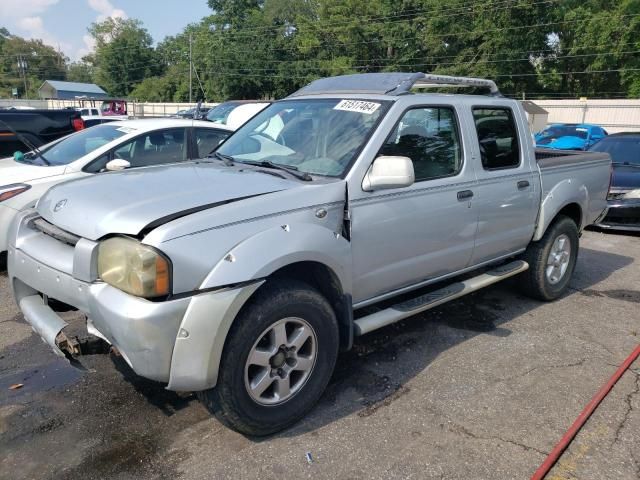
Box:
0;229;638;480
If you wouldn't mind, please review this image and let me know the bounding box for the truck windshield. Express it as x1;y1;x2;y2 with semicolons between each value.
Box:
588;136;640;165
216;98;388;177
22;124;127;166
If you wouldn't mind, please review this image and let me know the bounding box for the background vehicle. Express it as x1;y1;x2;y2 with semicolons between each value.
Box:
77;106;128;124
100;99;128;116
172;106;211;119
535;123;607;150
0;118;235;257
0;109;84;158
7;73;611;436
206;100;270;126
589;132;640;231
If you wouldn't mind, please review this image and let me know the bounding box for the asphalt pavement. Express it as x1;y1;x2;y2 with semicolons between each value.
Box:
0;230;638;479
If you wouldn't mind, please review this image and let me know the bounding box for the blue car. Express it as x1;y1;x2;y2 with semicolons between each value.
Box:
535;123;608;150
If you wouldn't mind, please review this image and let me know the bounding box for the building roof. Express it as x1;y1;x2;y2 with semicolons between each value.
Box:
521;100;548;115
40;80;107;95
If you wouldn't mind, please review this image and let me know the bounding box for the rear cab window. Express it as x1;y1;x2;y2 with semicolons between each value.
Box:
472;107;520;170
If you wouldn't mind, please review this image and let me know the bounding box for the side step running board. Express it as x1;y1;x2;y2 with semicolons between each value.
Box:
353;260;529;336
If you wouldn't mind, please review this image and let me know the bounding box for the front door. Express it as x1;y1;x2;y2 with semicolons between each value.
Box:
350;105;478;305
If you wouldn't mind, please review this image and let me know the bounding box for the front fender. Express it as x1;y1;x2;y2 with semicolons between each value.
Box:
200;222;352;295
533;178;587;241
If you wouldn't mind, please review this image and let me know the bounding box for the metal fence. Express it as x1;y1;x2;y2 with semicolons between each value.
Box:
0;98;219;118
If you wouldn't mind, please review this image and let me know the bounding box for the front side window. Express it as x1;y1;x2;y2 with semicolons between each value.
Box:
379;106;462;181
216;99;388;177
114;128;187;167
473;107;520;170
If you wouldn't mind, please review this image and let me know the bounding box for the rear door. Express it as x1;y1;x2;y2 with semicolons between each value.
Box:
468;105;538;265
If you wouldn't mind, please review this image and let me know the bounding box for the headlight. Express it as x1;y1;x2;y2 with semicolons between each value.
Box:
97;237;171;298
0;183;31;202
624;189;640;199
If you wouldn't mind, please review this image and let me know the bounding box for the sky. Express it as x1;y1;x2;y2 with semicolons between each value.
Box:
0;0;212;60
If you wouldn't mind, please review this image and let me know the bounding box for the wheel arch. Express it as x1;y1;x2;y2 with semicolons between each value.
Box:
265;261;353;351
533;179;586;242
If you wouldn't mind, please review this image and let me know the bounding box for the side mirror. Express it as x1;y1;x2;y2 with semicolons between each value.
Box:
13;151;25;162
105;159;131;171
362;156;415;192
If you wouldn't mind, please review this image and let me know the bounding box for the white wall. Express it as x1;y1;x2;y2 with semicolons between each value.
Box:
533;99;640;133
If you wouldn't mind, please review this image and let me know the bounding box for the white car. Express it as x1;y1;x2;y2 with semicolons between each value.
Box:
0;119;235;256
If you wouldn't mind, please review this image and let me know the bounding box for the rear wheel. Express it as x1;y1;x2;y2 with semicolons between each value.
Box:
198;279;339;436
520;215;579;301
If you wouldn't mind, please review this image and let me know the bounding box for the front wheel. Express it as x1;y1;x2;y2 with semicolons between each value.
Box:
519;215;579;301
198;279;339;436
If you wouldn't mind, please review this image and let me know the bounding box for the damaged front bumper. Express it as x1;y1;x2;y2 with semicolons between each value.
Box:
8;211;262;391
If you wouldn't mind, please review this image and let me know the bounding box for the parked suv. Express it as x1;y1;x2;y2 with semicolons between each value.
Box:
8;73;610;435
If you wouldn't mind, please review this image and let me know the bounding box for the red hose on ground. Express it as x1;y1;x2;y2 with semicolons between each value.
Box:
531;343;640;480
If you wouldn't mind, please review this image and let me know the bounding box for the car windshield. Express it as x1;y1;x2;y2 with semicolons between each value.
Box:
206;102;241;123
22;124;127;166
216;98;388;177
538;125;589;141
588;136;640;165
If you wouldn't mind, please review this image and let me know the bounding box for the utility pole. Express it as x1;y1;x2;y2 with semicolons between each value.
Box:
17;55;28;98
189;34;193;104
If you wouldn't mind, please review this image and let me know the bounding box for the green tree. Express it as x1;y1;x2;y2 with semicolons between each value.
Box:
87;17;163;97
0;30;67;98
66;62;94;83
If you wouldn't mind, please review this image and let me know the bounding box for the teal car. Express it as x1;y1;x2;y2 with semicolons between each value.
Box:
535;123;608;150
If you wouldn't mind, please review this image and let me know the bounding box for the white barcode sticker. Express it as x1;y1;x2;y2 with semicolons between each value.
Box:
333;100;381;115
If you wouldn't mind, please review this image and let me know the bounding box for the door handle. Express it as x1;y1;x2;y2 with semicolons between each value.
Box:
517;180;530;189
457;190;474;200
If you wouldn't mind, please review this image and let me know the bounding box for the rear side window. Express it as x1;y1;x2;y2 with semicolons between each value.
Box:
194;128;231;157
473;107;520;170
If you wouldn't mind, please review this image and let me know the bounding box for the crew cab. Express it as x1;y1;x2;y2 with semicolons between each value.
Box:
7;73;611;435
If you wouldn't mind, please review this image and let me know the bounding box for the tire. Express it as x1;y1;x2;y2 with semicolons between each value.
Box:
198;278;339;436
519;215;579;301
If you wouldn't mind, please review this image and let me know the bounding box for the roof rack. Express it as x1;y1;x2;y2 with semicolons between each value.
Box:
288;72;501;98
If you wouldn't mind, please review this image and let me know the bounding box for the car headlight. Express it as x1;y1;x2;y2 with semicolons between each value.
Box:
97;237;171;298
624;189;640;199
0;183;31;202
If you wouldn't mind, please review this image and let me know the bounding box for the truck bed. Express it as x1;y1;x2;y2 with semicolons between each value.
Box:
535;148;611;235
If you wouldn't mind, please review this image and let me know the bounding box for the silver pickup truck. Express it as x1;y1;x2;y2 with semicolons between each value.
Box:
8;73;611;435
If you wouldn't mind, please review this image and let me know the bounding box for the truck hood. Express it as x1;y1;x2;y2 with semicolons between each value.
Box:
37;162;299;240
0;157;66;185
611;164;640;190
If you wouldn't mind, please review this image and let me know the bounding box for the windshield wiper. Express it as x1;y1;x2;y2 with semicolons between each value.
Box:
0;118;50;166
207;151;236;166
237;160;312;181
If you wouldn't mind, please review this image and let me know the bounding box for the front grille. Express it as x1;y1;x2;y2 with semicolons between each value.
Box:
30;217;80;247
